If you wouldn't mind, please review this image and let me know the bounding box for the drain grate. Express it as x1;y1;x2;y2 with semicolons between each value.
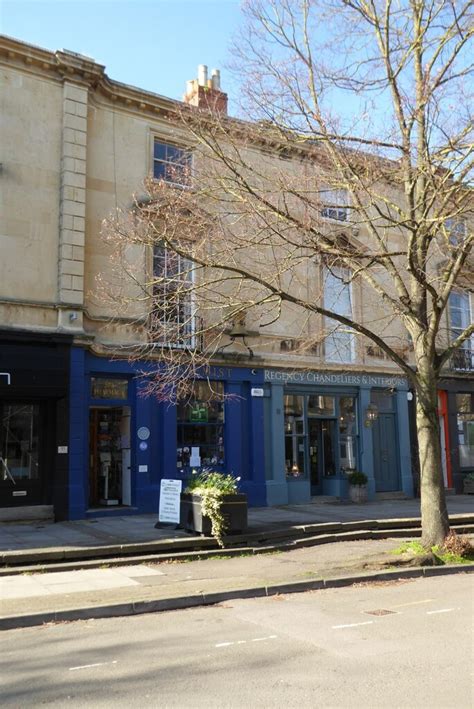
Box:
364;609;396;616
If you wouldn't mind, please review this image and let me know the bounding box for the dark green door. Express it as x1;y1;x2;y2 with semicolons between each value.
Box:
372;413;399;492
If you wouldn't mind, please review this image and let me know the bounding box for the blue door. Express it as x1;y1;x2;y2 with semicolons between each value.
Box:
373;413;399;492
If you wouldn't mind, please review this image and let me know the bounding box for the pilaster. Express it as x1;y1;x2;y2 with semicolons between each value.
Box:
58;81;87;322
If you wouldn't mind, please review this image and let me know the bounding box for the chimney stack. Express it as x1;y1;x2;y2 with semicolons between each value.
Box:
183;64;228;115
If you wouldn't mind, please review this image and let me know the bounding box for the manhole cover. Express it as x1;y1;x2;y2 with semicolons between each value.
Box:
364;609;396;616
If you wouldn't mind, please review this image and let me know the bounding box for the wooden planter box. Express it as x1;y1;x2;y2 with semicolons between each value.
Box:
180;492;248;536
463;479;474;495
349;484;368;503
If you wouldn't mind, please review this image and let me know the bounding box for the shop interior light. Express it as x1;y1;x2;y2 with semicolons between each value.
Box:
364;403;379;427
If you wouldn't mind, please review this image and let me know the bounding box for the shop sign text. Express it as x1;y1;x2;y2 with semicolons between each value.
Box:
263;369;406;388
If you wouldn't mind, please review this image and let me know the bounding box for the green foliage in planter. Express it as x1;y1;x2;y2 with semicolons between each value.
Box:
347;471;368;486
464;473;474;482
185;469;241;547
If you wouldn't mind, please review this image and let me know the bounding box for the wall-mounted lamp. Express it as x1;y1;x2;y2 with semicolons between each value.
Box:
364;403;379;427
217;322;257;358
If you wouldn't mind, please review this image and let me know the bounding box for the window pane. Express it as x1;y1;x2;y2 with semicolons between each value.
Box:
371;390;394;411
1;404;40;482
284;395;304;417
325;332;354;363
456;395;474;468
154;141;167;160
339;397;356;433
153;161;166;180
285;435;305;477
308;395;335;416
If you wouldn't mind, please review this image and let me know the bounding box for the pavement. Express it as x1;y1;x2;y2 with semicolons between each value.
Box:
1;496;473;558
1;497;473;630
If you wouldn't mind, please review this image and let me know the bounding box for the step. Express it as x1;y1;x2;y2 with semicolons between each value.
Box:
374;492;409;500
0;505;54;523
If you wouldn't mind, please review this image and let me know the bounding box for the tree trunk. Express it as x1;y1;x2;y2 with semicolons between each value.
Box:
415;373;450;548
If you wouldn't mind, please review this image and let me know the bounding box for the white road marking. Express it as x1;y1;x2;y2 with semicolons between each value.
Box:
426;608;456;615
215;635;277;648
69;661;118;671
332;621;374;629
391;599;434;609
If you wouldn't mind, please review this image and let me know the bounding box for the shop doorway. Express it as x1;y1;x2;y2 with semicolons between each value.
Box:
309;419;336;495
89;407;131;507
0;402;44;506
373;413;399;492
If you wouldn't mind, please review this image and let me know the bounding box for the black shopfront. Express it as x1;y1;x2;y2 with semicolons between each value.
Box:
0;332;71;517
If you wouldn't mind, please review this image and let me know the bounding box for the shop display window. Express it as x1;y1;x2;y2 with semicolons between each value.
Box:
339;396;358;472
284;395;306;477
177;381;225;469
456;393;474;468
0;403;39;482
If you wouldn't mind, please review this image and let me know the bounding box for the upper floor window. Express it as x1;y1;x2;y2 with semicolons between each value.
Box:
152;244;195;347
153;140;191;185
324;266;355;363
320;188;349;222
449;291;473;371
445;218;467;247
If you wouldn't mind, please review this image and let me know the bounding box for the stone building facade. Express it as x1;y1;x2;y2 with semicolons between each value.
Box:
0;36;471;520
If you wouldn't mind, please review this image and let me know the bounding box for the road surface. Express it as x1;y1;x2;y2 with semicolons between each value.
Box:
1;574;472;708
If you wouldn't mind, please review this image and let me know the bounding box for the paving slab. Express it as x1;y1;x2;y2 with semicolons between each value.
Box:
0;498;472;561
1;536;473;630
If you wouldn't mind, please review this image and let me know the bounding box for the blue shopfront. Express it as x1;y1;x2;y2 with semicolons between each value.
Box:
262;368;413;505
67;348;266;520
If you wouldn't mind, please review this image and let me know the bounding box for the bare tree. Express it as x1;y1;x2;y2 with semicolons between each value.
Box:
103;0;473;548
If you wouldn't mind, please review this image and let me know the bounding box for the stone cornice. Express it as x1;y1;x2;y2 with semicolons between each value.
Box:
0;34;182;120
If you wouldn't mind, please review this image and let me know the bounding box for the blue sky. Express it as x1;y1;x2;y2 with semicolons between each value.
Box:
1;0;242;102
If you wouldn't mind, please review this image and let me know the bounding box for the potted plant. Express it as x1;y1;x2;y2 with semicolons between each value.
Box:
463;473;474;494
180;469;248;546
347;471;368;503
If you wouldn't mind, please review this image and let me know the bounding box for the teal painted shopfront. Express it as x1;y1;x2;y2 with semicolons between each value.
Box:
262;368;413;505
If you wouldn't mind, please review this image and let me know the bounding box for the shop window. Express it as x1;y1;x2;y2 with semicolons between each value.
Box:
456;393;474;468
152;244;195;347
284;395;306;477
339;396;358;472
177;381;225;469
0;404;39;483
324;267;355;363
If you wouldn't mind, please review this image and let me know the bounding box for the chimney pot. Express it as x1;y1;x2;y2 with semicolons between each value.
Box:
197;64;208;87
211;69;221;90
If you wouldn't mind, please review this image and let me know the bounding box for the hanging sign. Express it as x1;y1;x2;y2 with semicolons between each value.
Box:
159;479;182;524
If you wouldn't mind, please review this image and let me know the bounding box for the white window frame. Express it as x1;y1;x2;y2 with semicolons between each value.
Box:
448;291;474;370
152;139;192;187
152;244;196;348
320;188;349;223
323;266;355;364
445;218;467;247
